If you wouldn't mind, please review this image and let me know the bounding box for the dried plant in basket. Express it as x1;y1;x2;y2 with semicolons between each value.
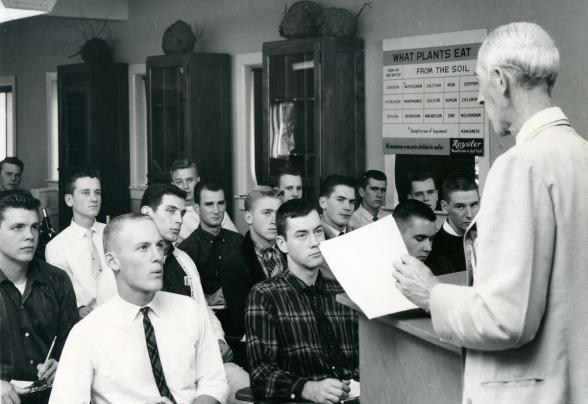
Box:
162;20;202;55
317;2;372;38
279;1;324;39
69;19;112;63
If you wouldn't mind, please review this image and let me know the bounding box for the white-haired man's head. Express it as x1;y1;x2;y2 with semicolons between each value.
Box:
476;22;559;136
477;22;559;93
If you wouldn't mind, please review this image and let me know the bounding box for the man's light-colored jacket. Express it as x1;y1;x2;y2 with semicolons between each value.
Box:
430;108;588;404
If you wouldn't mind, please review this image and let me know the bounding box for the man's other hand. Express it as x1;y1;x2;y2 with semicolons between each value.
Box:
301;379;350;403
0;380;21;404
392;254;439;311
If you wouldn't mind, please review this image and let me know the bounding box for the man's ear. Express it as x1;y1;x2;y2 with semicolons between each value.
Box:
493;67;511;96
64;194;73;208
194;203;201;216
276;235;288;254
140;206;153;216
358;187;365;199
244;211;253;225
105;251;120;274
318;196;327;210
440;199;449;213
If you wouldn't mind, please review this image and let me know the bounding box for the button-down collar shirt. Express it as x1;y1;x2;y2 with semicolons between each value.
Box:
96;248;225;342
0;259;79;381
348;204;390;231
245;270;358;402
177;206;239;244
49;292;229;404
253;242;286;279
45;220;107;308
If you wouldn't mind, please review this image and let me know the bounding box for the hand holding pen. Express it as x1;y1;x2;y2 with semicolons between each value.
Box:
36;337;58;383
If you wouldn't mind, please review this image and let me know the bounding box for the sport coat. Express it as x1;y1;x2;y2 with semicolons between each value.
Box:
429;108;588;404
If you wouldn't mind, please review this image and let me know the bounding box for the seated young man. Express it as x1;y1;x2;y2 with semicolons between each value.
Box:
432;174;480;271
349;170;389;230
245;199;359;403
406;172;439;211
393;200;455;276
49;213;228;404
178;179;244;306
45;170;105;317
170;159;238;243
97;183;250;404
275;168;303;202
0;191;79;404
220;186;284;363
318;175;357;239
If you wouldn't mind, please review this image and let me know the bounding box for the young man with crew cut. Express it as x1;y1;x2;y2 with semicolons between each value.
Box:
275;168;303;202
432;174;480;271
46;170;106;318
349;170;389;230
318;175;356;239
50;213;228;404
170;159;238;243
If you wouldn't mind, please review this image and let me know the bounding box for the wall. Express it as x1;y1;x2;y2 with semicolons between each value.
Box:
1;0;587;191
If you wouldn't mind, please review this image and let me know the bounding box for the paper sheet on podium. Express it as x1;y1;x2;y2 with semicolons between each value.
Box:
319;215;417;319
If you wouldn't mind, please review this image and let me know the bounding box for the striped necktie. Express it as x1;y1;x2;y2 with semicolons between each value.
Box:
140;307;176;403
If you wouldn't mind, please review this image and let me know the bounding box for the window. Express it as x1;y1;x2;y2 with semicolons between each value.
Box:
0;76;16;158
46;72;58;184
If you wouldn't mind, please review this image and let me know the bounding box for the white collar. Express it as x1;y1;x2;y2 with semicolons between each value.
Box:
516;107;568;145
442;219;462;237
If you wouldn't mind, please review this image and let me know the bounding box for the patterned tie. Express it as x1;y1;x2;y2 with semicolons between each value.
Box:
260;247;284;278
305;286;347;379
85;229;101;279
140;307;176;403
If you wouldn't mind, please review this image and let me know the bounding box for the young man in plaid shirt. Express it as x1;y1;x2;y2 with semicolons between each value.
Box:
245;199;358;403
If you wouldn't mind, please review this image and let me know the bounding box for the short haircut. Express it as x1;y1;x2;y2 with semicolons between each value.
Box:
276;167;302;187
393;199;436;227
169;158;198;176
140;183;187;211
66;169;101;195
441;174;479;202
478;22;559;93
0;190;40;224
319;175;357;198
407;172;436;188
360;170;387;189
194;179;224;205
244;186;282;212
0;157;24;172
276;198;316;238
103;213;152;253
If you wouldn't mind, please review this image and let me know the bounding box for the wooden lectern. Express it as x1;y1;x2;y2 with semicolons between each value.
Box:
337;295;463;403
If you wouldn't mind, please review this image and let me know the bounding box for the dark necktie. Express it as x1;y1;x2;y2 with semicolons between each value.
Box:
373;215;378;222
140;307;177;403
305;286;347;379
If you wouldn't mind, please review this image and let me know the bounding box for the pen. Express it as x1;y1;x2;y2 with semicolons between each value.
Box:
43;337;57;367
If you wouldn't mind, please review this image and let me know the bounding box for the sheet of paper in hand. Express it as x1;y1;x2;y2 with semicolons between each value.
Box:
319;215;417;319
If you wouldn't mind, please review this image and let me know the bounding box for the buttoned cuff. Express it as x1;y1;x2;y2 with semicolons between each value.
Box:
289;377;310;401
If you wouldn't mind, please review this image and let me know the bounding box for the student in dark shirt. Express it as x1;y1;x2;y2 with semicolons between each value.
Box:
246;199;358;403
0;190;79;404
393;200;454;276
179;180;243;306
220;186;284;341
432;174;480;271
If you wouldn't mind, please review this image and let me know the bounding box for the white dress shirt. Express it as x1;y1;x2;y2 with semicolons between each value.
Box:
96;247;226;341
45;220;107;308
49;292;229;404
178;206;238;244
348;204;390;231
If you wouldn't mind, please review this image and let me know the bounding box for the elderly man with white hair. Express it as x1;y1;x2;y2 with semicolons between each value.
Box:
392;22;588;404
